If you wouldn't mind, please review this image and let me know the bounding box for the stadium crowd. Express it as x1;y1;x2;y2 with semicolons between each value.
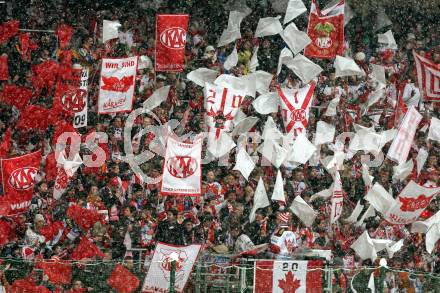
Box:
0;0;439;292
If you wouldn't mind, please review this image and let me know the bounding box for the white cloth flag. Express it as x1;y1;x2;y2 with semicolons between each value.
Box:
310;185;333;201
370;64;386;86
387;107;422;165
253;70;273;94
368;272;375;293
284;0;307;24
289;54;323;84
252;92;279;115
344;201;364;223
143;85;170;111
426;224;440;254
254;16;283;38
53;152;82;200
259;140;288;168
375;6;392;31
416;148;428;175
250;46;259;73
365;183;395;215
392;160;414;182
280;24;311;55
249;178;270;222
377;30;398;50
102;20;121;43
362;164;374;189
231;116;259;136
350;231;377;261
288;134;316;164
218;10;247;47
428;117;440;141
324;97;340;116
385;180;440;225
411;211;440;253
277;47;293;75
290;196;316;227
98;56;138;114
334;56;365;77
272;170;285;203
262;116;284;142
207;131;236;158
224;45;238;70
204;82;246;138
233;147;255;180
218;29;241;47
214;74;256;97
142;243;201;292
161;136;202;196
187;68;218;87
330;171;344;224
314;121;335;145
355;205;376;227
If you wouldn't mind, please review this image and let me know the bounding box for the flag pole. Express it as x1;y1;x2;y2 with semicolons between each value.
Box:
170;259;176;293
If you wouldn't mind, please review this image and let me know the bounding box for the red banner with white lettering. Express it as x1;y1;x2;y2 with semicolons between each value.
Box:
0;150;41;216
254;260;323;293
155;14;189;72
98;56;138;114
385;181;440;225
161;136;202;196
304;0;345;59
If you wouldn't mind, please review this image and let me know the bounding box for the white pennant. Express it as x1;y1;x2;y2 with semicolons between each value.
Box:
392;159;414;182
272;170;285;203
310;186;333;201
259;140;288;169
254;16;283;38
289;54;323;84
416;148;428;175
103;20;121;43
252;92;279;115
350;231;377;261
288;134;317;164
233;147;255;181
290;196;316;227
143;86;171;111
324;97;340;116
368;272;375;293
334;56;365;77
231;116;259;136
377;30;398;50
314;121;335;145
277;47;293;75
224;45;238;70
280;24;311;55
370;64;386;86
218;29;241;47
284;0;307;24
344;201;364;223
249;178;270;222
207;132;236;158
187;68;218;87
365;183;395;215
249;46;259;73
428;117;440;142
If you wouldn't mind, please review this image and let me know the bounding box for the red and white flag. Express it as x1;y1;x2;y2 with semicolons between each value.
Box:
387;106;422;165
277;82;316;138
413;50;440;102
254;260;323;293
304;0;345;59
142;242;201;293
161;136;202;196
0;150;41;216
98;56;138;114
385;181;440;225
330;170;344;224
204;82;246;138
155;14;189;72
73;68;89;128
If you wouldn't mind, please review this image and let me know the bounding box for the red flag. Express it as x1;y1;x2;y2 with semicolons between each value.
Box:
0;219;14;246
39;221;64;242
0;150;42;216
16;105;56;130
45;152;58;182
71;236;105;260
11;277;51;293
0;20;20;44
67;205;102;231
32;60;59;93
53;82;87;118
304;0;345;59
0;84;33;111
155;14;189;72
0;54;9;80
18;33;38;61
107;264;139;293
38;260;72;285
52;120;80;146
0;128;11;158
56;24;74;50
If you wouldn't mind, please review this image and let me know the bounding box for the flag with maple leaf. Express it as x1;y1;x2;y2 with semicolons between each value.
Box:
254;260;323;293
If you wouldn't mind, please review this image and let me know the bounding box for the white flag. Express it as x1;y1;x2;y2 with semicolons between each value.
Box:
161;136;202;196
143;85;170;111
288;134;316;164
368;272;375;293
284;0;307;24
280;24;311;55
224;45;238;70
314;121;335;145
370;64;386;86
253;70;273;94
98;56;138;114
254;16;283;38
233;147;255;181
252;92;279;115
392;160;414;182
375;6;392;31
426;225;440;254
249;178;270;222
387;107;422;165
142;243;201;292
344;201;364;223
102;20;121;43
259;140;288;169
334;55;365;77
416;148;429;175
218;29;241;47
428;117;440;142
187;68;218;87
377;30;398;50
207;131;236;158
365;183;395;215
277;47;293;75
350;231;377;261
272;170;285;203
289;54;323;84
231;116;259;136
290;196;316;227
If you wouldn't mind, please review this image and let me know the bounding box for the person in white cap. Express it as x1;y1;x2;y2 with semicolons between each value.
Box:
269;211;298;259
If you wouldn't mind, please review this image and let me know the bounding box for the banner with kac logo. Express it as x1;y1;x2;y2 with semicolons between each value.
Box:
73;68;89;128
161;136;202;196
155;14;189;72
98;56;138;114
0;150;41;216
142;242;201;293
